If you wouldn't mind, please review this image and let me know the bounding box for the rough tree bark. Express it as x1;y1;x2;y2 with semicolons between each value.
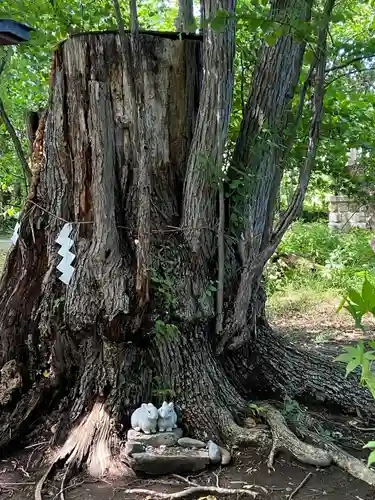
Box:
0;0;375;493
175;0;195;32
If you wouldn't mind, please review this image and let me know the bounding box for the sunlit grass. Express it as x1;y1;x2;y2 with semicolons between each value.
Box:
266;222;375;341
267;282;339;320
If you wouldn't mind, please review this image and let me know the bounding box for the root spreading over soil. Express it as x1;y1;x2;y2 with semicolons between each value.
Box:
31;401;375;500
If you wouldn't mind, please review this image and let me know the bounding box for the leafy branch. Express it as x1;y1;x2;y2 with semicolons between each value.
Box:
326;53;375;73
0;55;31;188
262;0;336;266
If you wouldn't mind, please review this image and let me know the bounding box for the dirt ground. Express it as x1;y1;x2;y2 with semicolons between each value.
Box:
268;296;375;347
0;444;374;500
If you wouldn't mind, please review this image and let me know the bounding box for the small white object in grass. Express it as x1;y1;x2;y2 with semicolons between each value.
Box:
10;222;20;245
134;239;139;245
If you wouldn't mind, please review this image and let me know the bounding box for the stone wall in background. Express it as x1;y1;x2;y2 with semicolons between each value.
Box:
327;194;375;230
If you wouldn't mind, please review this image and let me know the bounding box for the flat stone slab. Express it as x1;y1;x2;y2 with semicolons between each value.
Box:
127;428;183;447
178;437;206;449
124;440;146;455
132;449;210;475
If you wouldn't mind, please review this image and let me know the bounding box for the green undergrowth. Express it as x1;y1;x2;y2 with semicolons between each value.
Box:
266;221;375;318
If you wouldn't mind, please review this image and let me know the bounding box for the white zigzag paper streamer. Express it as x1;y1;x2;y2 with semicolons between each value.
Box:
55;223;75;285
10;222;20;245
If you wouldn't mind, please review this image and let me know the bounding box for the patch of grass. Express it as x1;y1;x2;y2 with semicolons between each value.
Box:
267;282;337;319
278;221;375;269
266;221;375;326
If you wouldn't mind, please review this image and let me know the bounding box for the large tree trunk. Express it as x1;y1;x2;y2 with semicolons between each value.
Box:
0;29;252;452
1;12;375;492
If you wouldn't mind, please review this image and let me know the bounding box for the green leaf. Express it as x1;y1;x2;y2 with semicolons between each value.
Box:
230;179;242;189
245;16;262;30
368;450;375;467
335;343;365;377
362;278;375;310
304;50;315;65
185;21;198;32
210;9;229;32
347;288;365;307
345;358;360;376
344;303;363;328
364;374;375;398
264;33;278;46
335;344;362;362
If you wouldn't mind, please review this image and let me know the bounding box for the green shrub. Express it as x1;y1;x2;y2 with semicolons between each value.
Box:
266;221;375;298
335;276;375;467
278;221;341;264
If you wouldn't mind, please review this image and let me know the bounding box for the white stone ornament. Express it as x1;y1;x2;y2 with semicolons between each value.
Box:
10;222;20;245
55;223;75;285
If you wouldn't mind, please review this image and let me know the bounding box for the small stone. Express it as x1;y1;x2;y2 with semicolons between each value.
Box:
219;446;231;465
127;428;183;448
178;437;206;449
132;449;210;475
124;440;146;456
208;440;221;464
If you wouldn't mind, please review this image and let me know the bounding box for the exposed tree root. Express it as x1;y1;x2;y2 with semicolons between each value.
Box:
35;462;56;500
120;486;260;498
33;398;375;499
263;404;375;487
35;401;132;500
234;403;375;488
59;466;70;500
288;472;312;500
261;403;332;469
231;422;271;449
296;425;375;487
121;474;264;498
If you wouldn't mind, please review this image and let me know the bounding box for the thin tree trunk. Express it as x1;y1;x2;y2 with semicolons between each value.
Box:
176;0;195;32
181;0;236;316
230;0;313;332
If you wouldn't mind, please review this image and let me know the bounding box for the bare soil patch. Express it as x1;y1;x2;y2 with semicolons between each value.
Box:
269;296;375;347
0;444;373;500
